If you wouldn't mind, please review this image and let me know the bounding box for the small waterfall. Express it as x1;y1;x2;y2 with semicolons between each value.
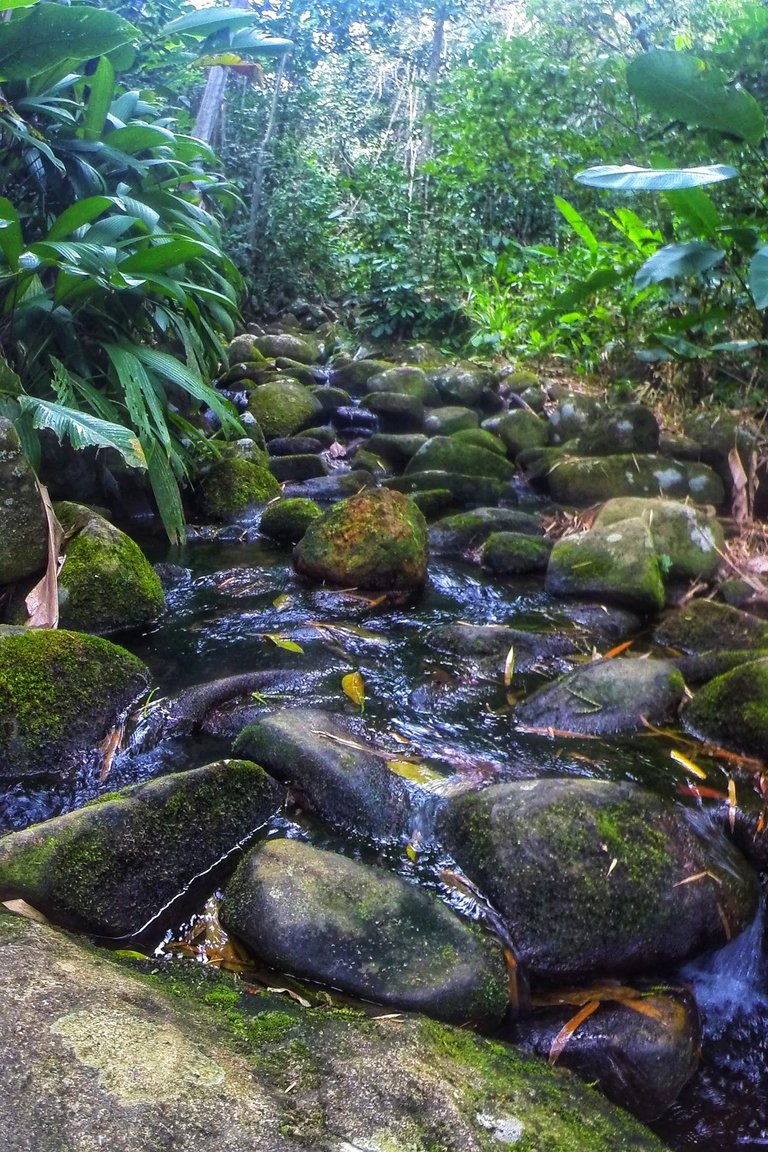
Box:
681;899;768;1034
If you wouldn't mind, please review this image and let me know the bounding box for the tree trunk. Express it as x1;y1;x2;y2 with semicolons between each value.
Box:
192;0;250;146
247;50;288;253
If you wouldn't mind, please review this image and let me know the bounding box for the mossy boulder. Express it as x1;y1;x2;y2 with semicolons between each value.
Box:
512;982;700;1122
429;508;542;558
55;503;164;635
0;911;670;1152
515;657;685;736
428;364;489;406
682;657;768;757
545;455;725;507
0;626;148;779
652;599;768;655
366;432;428;467
327;357;393;393
234;708;411;842
546;520;665;615
273;356;320;387
548;392;604;443
387;471;505;508
250;333;319;364
221;838;508;1026
424;406;479;436
362;391;425;432
366;366;440;406
482;531;552;575
576;404;660;456
259;497;322;544
594;497;724;582
451;427;507;456
0;417;48;585
224;333;268;366
247;378;323;440
0;760;284;934
405;436;516;482
267;454;327;483
293;487;428;591
494;409;549;458
197;457;281;521
437;777;758;983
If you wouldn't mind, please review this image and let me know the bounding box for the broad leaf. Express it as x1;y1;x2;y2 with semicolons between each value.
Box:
18;396;146;469
163;9;261;36
635;242;725;289
143;435;185;546
749;246;768;309
554;196;597;252
119;237;210;274
229;31;293;57
663;187;721;239
46;196;112;241
107;123;175;155
131;346;241;433
627;51;765;146
0;6;136;82
0;196;23;270
575;164;738;192
342;671;365;710
83;56;115;143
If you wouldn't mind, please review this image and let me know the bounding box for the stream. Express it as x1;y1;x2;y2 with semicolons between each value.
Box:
2;522;767;1150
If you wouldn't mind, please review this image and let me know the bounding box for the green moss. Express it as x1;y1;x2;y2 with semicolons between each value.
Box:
198;457;281;521
260;497;322;544
450;428;508;456
247;378;321;439
683;657;768;756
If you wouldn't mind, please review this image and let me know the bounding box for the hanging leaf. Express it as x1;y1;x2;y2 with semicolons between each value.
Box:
634;241;725;289
748;246;768;309
626;51;765;146
554;196;598;252
663;187;721;239
265;633;304;653
25;481;64;628
342;670;365;710
575;164;737;192
0;5;136;83
17;396;146;469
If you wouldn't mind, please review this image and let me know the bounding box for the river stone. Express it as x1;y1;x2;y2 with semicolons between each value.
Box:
682;657;768;757
386;471;506;508
197;457;281;520
0;626;148;779
221;838;508;1026
576;404;660;456
0;914;670;1152
437;778;759;983
293;487;428;591
429;365;489;406
424;406;479;436
429;508;543;557
428;622;583;680
366;432;429;466
515;657;685;736
0;760;283;934
267;435;324;456
247;378;323;439
328;357;393;392
268;453;328;483
366;366;440;406
55;503;165;635
548;392;604;443
451;427;508;456
482;532;552;575
652;599;768;655
546;520;665;614
405;436;516;482
362;391;425;432
225;333;269;366
512;983;700;1122
259;497;322;544
545;455;725;507
594;497;724;582
493;409;550;457
0;417;48;585
250;333;319;364
273;356;320;387
234;708;411;842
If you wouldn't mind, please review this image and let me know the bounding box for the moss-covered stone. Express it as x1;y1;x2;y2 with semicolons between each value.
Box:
362;391;425;432
409;488;455;517
682;657;768;757
224;333;268;366
576;404;660;456
653;599;768;655
450;427;507;456
546;520;666;615
259;497;322;544
0;417;47;585
250;333;319;364
437;778;758;983
493;409;549;457
548;392;604;443
327;357;393;393
293;487;428;591
247;378;323;439
366;366;440;405
428;364;490;407
366;433;428;467
594;497;724;582
386;471;505;508
267;453;327;483
0;759;284;934
482;531;552;575
55;503;165;635
197;457;281;521
545;455;725;507
0;626;148;778
221;838;508;1026
405;436;516;482
273;356;320;386
424;407;479;436
429;508;542;557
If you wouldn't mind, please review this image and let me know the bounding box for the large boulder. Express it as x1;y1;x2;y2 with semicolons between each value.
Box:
221;838;509;1026
493;409;549;458
293;487;428;591
197;457;281;521
55;503;165;634
0;417;48;585
0;759;284;934
366;366;440;406
247;378;323;439
405;436;516;482
429;364;489;406
0;626;148;778
594;497;724;583
544;455;725;507
682;657;768;758
653;599;768;655
429;508;543;557
250;332;319;364
576;404;660;456
259;497;322;544
424;406;479;436
546;520;665;615
234;708;412;842
437;777;758;983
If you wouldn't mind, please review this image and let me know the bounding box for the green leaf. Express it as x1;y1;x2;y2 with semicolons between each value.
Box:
163;8;261;36
554;196;597;252
627;51;765;146
143;435;185;546
540;268;626;319
83;56;115;143
663;187;721;238
749;246;768;309
0;0;40;9
0;197;23;270
106;123;175;155
119;237;209;274
0;353;22;396
46;197;112;241
0;5;136;82
228;31;293;57
635;242;725;289
104;344;172;451
575;164;738;192
17;396;146;469
265;633;304;654
131;346;241;433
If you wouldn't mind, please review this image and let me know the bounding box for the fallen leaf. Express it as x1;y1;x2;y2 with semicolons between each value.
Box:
729;446;750;525
265;633;304;653
728;777;737;832
673;870;722;888
25;481;64;628
97;721;124;783
342;670;365;710
548;1000;600;1065
503;644;515;688
273;593;291;611
267;986;311;1008
671;749;707;780
603;639;634;659
1;899;49;924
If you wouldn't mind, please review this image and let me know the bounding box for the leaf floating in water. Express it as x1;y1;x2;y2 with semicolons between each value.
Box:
503;644;515;688
97;721;125;782
728;777;737;832
673;870;722;888
342;670;365;710
548;1000;600;1065
606;857;618;878
602;639;634;659
671;749;707;779
389;758;444;786
405;842;418;863
273;593;291;611
265;632;304;653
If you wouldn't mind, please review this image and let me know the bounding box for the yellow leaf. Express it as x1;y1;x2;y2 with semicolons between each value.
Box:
503;644;515;688
671;749;707;779
265;633;304;653
342;671;365;710
273;593;291;611
405;843;418;863
388;759;444;786
728;777;737;832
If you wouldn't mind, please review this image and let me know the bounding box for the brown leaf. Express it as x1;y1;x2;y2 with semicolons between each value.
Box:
548;1000;600;1065
729;447;750;525
25;481;64;628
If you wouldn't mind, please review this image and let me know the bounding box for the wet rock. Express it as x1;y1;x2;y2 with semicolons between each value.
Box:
224;333;268;365
653;599;768;655
548;392;604;443
55;503;165;635
327;357;393;393
410;488;455;517
0;626;148;778
221;838;508;1026
0;417;48;585
387;471;506;508
594;497;724;583
234;708;411;842
350;447;390;478
268;454;328;483
545;455;725;507
273;356;321;387
247;378;323;439
428;622;583;679
451;427;508;456
424;406;479;436
281;470;375;502
405;436;516;482
259;497;322;544
512;982;700;1122
366;366;440;406
429;508;542;557
250;333;320;364
482;532;552;575
366;432;429;467
0;759;283;934
437;777;758;983
515;657;685;736
576;404;660;456
293;487;428;591
428;365;490;407
331;405;378;433
546;520;665;614
197;457;281;521
493;409;550;458
267;435;325;456
0;913;670;1152
558;602;643;644
362;391;425;432
309;384;352;413
682;657;768;758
